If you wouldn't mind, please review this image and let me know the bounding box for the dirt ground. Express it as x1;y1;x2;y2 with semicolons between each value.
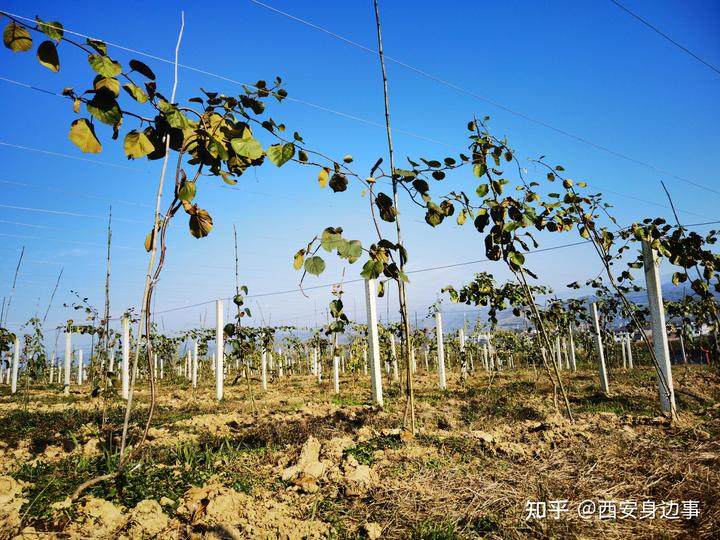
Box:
0;364;718;539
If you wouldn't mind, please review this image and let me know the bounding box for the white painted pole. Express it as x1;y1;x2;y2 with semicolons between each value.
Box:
679;333;687;365
216;299;224;401
362;347;368;375
390;334;399;382
555;336;562;371
423;348;429;371
49;351;55;384
642;241;677;416
261;350;268;390
192;341;198;388
436;311;446;390
364;279;383;407
77;349;83;385
64;331;72;395
160;355;164;380
626;336;634;369
10;336;19;394
121;317;129;400
621;335;627;369
458;328;466;379
333;355;340;394
562;339;570;370
482;342;489;371
108;345;116;374
568;326;577;371
591;302;610;395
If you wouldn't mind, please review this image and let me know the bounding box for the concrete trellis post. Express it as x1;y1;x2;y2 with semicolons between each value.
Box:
362;347;368;375
77;349;83;385
49;351;56;384
626;336;634;369
679;334;687;364
591;302;610;395
642;241;677;416
555;336;562;371
364;279;383;407
423;348;429;371
621;336;627;369
160;356;164;380
458;328;467;379
436;311;446;390
482;343;489;371
121;317;129;400
568;326;577;371
562;339;570;370
64;331;72;395
333;355;340;394
261;350;268;390
216;299;224;401
390;334;399;382
10;336;19;394
192;341;198;388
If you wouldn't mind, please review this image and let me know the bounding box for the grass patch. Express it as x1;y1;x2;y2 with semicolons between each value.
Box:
343;434;401;465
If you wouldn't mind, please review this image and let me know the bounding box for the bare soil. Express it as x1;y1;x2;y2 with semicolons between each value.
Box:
0;365;718;539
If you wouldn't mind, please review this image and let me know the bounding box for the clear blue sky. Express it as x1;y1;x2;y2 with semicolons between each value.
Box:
1;0;718;354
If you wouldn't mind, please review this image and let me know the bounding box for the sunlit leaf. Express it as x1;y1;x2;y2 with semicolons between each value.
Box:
68;118;102;153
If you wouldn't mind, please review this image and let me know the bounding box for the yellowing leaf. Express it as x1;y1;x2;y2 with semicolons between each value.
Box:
293;249;305;270
123;130;154;159
88;54;122;77
3;22;32;52
122;83;147;103
68;119;102;154
189;207;213;238
36;40;59;71
267;143;294;167
318;168;329;188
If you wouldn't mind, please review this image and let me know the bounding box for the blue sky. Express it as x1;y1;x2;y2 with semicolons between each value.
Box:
0;0;718;354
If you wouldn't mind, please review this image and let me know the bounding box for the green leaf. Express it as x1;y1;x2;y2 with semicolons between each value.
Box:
425;206;443;227
304;256;326;276
35;17;63;42
267;143;295;167
508;251;525;268
68;119;102;153
129;59;155;80
476;183;489;198
321;227;344;252
86;95;121;125
329;173;348;193
177;180;196;202
158;100;189;129
3;22;32;52
375;192;397;222
298;149;309;162
231;137;264;160
338;239;362;263
123;130;154;159
473;162;486;178
318;168;329;188
86;39;107;55
122;83;148;103
360;259;384;280
36;40;59;71
88;54;122;77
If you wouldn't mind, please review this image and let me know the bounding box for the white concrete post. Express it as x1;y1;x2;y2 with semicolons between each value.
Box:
390;334;399;382
192;341;198;388
626;336;634;369
49;351;55;384
333;355;340;394
77;349;83;385
591;302;610;395
562;339;570;370
121;317;129;400
64;331;72;395
642;241;677;416
108;345;116;374
621;335;627;369
261;350;268;390
436;311;446;390
555;336;562;371
423;348;429;371
362;347;368;375
160;355;164;380
482;343;489;371
679;333;687;364
153;353;158;381
10;336;19;394
568;326;577;371
364;279;383;406
216;299;224;401
458;328;467;379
